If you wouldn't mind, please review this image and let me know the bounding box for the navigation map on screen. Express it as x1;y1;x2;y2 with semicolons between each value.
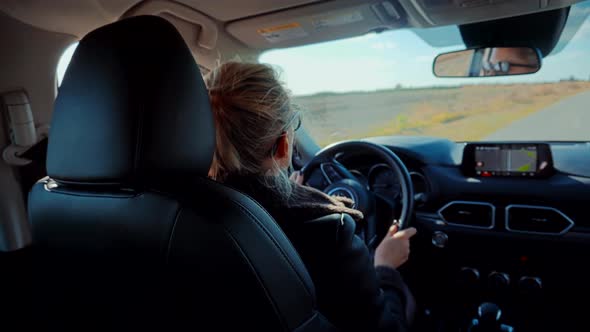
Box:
475;145;538;175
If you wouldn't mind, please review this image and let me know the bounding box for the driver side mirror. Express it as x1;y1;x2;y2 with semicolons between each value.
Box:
433;47;541;78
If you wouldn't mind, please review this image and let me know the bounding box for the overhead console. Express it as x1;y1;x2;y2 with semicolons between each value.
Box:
461;143;554;178
398;0;581;27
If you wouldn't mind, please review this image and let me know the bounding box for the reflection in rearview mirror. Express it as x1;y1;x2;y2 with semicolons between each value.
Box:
433;47;541;78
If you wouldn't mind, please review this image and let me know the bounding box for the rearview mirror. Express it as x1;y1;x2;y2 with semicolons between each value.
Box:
433;47;541;78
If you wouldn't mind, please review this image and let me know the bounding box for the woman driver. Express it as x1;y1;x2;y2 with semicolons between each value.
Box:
206;62;417;331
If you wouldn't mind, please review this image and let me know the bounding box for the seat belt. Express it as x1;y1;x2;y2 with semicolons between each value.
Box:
1;90;37;164
16;137;48;202
0;90;38;251
1;90;47;203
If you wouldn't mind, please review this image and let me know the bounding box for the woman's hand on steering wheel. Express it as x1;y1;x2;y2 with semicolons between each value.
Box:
300;140;415;250
374;225;417;269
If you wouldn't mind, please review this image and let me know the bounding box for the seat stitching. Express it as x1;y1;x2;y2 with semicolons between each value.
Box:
221;225;289;332
39;187;142;199
293;311;321;332
228;198;313;299
193;177;313;298
165;205;183;264
195;176;286;231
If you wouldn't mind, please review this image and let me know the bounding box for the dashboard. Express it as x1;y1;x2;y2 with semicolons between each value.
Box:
306;136;590;331
355;137;590;227
307;136;590;231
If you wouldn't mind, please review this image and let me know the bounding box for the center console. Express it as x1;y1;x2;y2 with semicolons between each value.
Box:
411;142;579;331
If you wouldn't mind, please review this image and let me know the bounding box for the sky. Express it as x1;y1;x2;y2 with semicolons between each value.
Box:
260;2;590;96
57;2;590;96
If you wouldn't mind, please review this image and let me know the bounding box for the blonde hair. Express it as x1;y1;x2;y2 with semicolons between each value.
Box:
206;62;298;197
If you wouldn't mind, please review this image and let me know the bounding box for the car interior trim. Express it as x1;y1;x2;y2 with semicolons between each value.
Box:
505;204;575;235
437;200;496;230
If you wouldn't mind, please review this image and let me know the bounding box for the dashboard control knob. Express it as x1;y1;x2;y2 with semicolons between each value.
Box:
519;276;542;294
488;271;511;290
431;231;448;248
459;267;480;287
478;302;502;326
469;302;514;332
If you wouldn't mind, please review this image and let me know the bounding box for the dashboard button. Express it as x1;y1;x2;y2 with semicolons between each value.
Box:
431;231;448;248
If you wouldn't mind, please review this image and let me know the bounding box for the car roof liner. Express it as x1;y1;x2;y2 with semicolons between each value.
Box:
459;8;569;57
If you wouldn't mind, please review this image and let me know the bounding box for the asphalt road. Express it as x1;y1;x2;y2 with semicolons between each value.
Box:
486;90;590;141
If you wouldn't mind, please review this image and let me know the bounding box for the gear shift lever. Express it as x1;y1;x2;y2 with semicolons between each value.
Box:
468;302;514;332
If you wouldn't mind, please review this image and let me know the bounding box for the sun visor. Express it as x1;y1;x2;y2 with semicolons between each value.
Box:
399;0;581;27
459;7;569;57
226;1;407;50
175;0;321;21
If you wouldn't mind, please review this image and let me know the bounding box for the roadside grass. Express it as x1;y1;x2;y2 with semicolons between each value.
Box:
307;82;590;146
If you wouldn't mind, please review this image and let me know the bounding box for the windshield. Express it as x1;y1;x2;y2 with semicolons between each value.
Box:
260;2;590;146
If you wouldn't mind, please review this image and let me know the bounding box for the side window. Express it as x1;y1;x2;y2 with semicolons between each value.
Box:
56;43;78;87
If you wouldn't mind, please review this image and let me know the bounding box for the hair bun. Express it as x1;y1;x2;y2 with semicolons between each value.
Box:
205;62;295;196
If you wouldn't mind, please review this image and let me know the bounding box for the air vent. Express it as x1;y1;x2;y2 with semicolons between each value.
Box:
505;205;574;235
438;201;495;229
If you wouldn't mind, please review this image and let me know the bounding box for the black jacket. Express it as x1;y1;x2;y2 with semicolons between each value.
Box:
225;175;411;332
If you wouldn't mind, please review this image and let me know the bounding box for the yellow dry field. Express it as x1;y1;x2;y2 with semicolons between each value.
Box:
294;81;590;146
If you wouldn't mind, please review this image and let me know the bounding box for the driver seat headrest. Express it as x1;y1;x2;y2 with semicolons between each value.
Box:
31;15;334;332
47;15;214;186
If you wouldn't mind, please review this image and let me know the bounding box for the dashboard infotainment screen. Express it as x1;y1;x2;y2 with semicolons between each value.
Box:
463;143;553;177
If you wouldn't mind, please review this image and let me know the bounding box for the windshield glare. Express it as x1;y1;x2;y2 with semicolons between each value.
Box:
260;2;590;146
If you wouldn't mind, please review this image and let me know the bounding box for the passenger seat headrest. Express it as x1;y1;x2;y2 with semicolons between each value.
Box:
47;15;214;186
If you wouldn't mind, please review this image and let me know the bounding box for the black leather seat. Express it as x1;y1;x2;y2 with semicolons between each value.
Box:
29;16;335;332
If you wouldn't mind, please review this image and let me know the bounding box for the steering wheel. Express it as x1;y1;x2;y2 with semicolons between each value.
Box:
301;141;414;248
